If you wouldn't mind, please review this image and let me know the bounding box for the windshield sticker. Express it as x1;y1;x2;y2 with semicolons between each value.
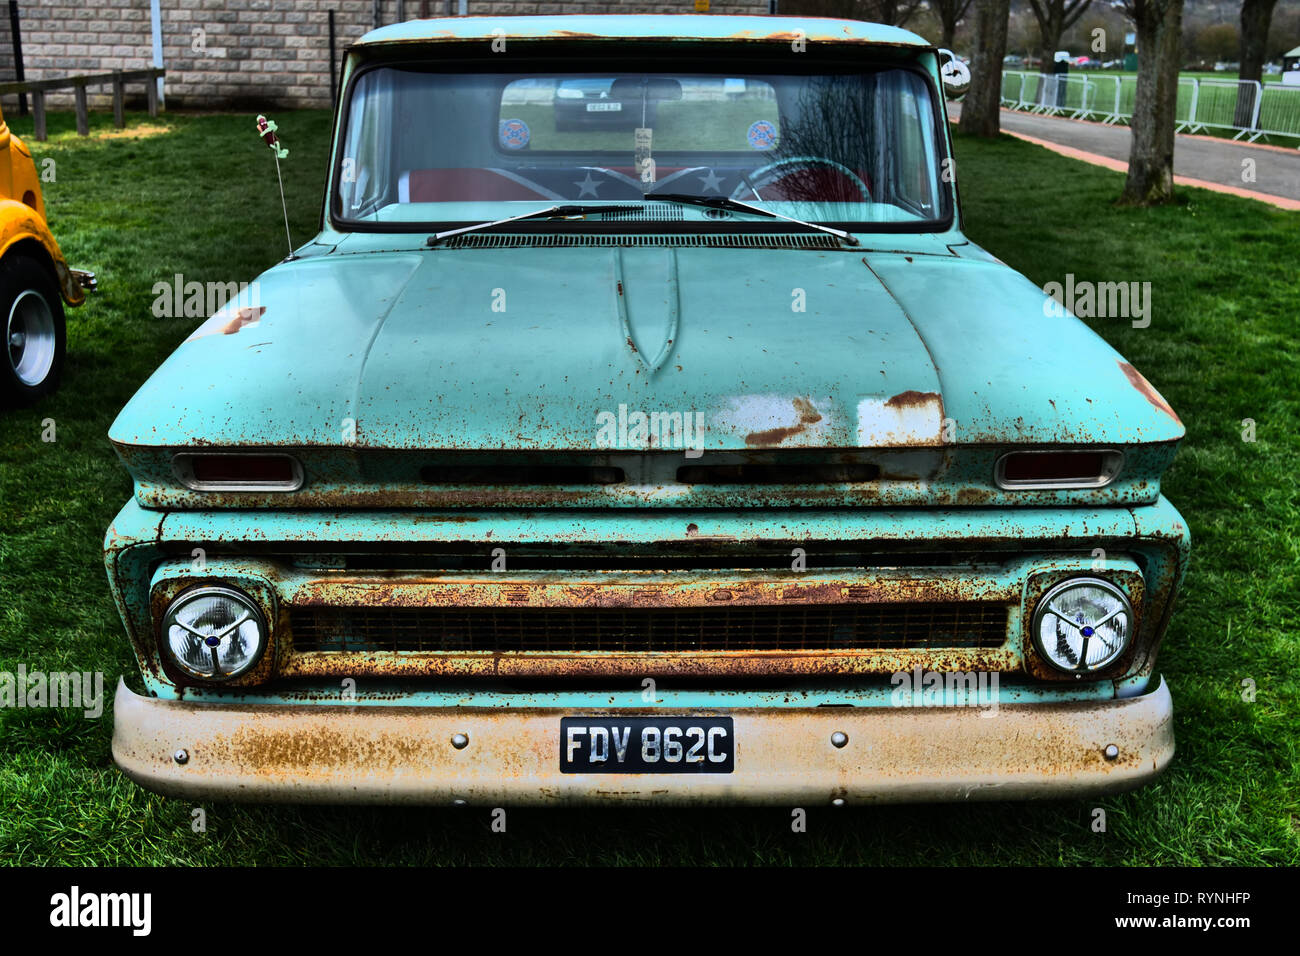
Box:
498;118;531;150
747;120;777;150
634;127;654;184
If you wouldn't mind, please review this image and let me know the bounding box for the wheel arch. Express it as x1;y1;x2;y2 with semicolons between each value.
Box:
0;203;85;307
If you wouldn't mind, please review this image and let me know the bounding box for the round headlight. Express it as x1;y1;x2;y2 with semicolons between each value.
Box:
161;585;267;681
1031;577;1133;674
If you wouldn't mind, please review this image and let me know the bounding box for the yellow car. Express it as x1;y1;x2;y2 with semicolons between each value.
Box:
0;102;93;404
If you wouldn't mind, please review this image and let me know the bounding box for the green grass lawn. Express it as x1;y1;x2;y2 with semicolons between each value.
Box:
1;109;1297;865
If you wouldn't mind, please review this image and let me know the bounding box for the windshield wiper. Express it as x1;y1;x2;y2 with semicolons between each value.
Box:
427;204;644;245
644;193;859;246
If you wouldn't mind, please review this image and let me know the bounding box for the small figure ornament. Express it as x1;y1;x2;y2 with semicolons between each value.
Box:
256;114;289;159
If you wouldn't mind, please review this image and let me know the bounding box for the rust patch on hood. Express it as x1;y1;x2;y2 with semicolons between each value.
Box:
745;396;823;447
792;396;823;424
1118;362;1182;426
884;390;940;410
856;390;945;447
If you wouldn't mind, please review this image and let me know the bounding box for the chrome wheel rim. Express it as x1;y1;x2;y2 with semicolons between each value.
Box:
7;289;56;387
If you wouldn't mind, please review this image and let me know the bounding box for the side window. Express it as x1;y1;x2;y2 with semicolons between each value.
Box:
339;71;395;217
885;72;939;216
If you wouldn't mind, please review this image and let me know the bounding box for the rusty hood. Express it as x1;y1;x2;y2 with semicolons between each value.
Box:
109;245;1184;452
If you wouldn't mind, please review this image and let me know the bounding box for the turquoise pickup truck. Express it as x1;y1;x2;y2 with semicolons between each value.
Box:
104;15;1187;805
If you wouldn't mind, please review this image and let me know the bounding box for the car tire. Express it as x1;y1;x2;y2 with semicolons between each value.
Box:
0;254;67;406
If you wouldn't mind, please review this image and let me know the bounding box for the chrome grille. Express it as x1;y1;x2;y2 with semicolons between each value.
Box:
289;603;1009;654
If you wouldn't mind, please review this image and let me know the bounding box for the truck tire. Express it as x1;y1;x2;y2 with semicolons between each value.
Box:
1;254;66;406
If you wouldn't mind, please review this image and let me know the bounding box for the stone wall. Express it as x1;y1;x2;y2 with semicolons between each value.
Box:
2;1;773;111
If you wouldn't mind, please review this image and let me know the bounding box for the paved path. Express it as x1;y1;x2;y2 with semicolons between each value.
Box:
947;104;1300;210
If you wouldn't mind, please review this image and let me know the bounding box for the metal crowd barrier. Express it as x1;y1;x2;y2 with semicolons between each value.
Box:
1254;84;1300;143
1186;78;1259;136
999;70;1300;146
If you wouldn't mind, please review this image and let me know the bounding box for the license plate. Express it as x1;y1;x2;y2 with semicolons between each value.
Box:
586;102;622;112
560;717;734;773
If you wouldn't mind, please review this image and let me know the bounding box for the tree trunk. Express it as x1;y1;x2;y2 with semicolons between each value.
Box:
1038;15;1065;111
1238;0;1276;83
1235;0;1276;128
1037;12;1065;74
1121;0;1184;205
958;0;1011;137
935;0;971;51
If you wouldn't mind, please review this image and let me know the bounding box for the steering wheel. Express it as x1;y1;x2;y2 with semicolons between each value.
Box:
731;156;871;202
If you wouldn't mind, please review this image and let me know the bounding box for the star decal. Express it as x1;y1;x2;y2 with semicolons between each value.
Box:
697;169;724;194
574;171;603;198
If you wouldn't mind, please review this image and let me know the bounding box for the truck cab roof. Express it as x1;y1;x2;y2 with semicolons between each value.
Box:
354;14;931;49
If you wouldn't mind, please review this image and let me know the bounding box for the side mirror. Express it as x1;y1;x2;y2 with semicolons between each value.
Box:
938;49;971;99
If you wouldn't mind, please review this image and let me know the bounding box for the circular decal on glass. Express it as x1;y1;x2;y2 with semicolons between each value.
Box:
499;118;531;150
746;120;777;150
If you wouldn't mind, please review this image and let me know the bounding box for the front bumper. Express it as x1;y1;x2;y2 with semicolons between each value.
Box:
70;268;97;293
112;676;1174;805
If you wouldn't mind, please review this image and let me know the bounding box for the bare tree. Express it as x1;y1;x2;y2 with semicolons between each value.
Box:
779;0;925;27
1120;0;1184;205
866;0;926;23
932;0;976;49
958;0;1012;137
1235;0;1278;127
1028;0;1095;70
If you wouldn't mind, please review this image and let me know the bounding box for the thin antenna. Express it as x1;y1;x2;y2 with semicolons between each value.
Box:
273;150;293;259
256;115;296;260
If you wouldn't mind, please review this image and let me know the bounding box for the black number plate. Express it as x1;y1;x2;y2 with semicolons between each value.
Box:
560;717;734;773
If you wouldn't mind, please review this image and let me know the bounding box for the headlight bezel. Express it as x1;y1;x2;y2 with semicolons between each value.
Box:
1029;575;1136;677
159;583;271;684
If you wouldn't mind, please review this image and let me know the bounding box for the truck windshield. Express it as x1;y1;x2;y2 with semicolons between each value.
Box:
334;63;950;231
